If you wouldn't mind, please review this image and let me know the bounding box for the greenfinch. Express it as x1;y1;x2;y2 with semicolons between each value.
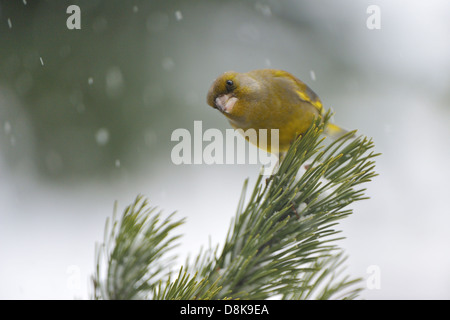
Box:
207;69;347;153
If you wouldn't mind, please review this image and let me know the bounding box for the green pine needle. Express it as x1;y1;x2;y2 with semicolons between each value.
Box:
91;112;379;300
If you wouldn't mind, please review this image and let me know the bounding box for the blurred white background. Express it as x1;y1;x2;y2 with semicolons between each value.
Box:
1;0;449;299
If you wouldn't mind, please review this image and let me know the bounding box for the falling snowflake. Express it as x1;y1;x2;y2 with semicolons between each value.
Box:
105;66;124;98
95;128;110;146
175;10;183;21
4;121;11;135
254;3;272;17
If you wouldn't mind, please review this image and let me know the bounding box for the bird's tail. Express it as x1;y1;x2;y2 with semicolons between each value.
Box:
324;123;354;140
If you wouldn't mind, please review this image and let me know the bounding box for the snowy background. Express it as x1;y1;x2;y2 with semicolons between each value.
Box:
1;0;449;299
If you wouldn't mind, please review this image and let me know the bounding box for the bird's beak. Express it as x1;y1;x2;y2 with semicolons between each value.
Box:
214;94;238;114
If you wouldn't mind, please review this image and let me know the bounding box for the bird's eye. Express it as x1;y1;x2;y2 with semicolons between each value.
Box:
226;80;234;87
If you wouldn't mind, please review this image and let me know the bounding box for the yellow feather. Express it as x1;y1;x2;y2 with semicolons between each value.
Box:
296;90;323;113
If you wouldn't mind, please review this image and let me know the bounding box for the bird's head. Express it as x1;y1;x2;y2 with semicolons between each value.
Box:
207;71;262;120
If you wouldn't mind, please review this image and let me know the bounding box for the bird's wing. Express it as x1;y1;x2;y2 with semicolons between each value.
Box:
270;69;324;114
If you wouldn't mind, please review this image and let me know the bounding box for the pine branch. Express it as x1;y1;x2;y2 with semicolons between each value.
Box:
91;112;379;300
92;196;185;300
185;113;378;299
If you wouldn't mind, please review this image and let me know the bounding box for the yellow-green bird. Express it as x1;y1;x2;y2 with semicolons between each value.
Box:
207;69;348;153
